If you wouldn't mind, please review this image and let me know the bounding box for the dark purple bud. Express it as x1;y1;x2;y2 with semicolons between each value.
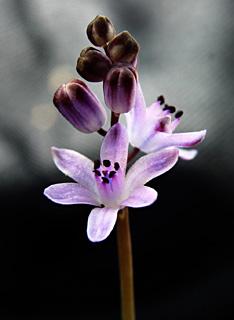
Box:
87;15;116;47
76;47;112;82
103;62;138;114
106;31;140;63
53;79;107;133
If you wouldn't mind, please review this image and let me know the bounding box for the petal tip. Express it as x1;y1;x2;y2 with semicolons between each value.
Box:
51;146;59;156
201;129;207;141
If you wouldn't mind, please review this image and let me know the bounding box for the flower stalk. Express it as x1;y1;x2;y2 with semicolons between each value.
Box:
117;207;135;320
44;15;207;320
111;111;120;126
127;147;140;164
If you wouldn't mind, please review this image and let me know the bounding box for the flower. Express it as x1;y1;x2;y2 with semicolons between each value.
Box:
44;123;179;242
87;15;116;47
53;78;107;133
125;83;206;160
103;62;138;114
106;31;140;64
76;47;112;82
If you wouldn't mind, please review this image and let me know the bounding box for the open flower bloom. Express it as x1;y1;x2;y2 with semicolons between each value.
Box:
125;83;207;160
44;123;179;242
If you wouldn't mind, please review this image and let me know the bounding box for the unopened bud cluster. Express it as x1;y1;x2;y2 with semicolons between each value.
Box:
53;15;140;134
77;15;139;82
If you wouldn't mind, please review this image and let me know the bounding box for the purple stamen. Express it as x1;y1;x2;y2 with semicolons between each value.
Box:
94;159;101;169
102;177;109;183
157;95;165;105
163;104;176;113
93;169;101;176
114;162;120;171
109;171;116;178
175;110;183;118
103;159;111;167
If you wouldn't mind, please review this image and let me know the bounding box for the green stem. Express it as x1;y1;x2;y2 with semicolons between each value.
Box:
117;207;135;320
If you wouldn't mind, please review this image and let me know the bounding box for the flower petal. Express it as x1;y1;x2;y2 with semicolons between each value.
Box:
146;100;164;118
100;123;128;173
139;130;207;153
51;147;96;192
126;148;179;193
125;82;147;146
120;186;157;208
162;130;207;148
87;207;118;242
135;116;172;151
44;183;100;205
178;148;198;160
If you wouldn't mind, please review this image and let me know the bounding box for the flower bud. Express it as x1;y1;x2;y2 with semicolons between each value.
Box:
76;47;112;82
87;15;116;47
106;31;140;63
53;79;107;133
103;62;138;114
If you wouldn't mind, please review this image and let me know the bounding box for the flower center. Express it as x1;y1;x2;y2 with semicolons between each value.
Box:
93;159;120;185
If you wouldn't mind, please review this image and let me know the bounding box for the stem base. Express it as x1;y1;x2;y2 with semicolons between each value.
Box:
117;207;135;320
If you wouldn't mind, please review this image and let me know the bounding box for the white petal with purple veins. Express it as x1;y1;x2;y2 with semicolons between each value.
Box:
140;130;206;153
125;83;147;145
87;207;118;242
51;147;96;192
178;148;198;160
126;148;179;193
121;186;158;208
100;123;129;173
44;183;100;205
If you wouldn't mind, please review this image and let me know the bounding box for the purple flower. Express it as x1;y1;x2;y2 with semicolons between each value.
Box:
103;62;138;114
44;123;179;242
125;83;206;160
53;79;107;133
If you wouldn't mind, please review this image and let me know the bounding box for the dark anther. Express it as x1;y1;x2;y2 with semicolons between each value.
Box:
157;95;165;105
109;171;116;178
93;169;101;176
163;104;176;113
114;162;120;171
103;159;111;167
175;110;183;118
102;177;109;183
100;204;105;208
94;159;101;169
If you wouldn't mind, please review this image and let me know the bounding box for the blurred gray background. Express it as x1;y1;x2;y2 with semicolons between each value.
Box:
0;1;233;319
1;0;233;186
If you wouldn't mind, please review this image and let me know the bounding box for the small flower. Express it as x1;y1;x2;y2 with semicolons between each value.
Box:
53;78;107;133
103;62;138;114
44;123;179;242
125;83;206;160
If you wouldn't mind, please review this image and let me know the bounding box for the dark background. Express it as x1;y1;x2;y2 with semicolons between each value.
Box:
0;1;233;319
